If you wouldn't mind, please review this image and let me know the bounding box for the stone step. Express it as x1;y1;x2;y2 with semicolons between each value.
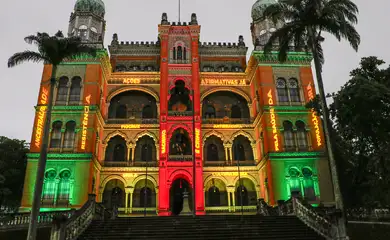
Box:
77;215;326;240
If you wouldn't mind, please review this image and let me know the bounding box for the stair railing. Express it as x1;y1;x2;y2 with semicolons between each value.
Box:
292;197;338;240
50;194;109;240
0;210;75;231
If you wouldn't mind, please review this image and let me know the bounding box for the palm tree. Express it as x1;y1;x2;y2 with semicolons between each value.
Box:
262;0;360;238
8;31;97;240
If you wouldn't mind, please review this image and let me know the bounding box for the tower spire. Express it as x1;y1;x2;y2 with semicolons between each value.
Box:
179;0;181;22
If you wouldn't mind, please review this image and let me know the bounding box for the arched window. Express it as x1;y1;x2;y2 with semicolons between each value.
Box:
288;167;302;197
170;128;192;155
233;143;245;161
283;121;295;151
140;187;153;208
296;121;308;150
141;144;153;162
177;46;183;60
231;105;242;118
69;77;82;105
42;170;57;204
78;25;88;40
56;77;69;105
113;144;126;162
173;47;176;60
207;144;219;161
236;185;249;206
90;27;98;42
63;121;76;149
205;105;216;118
57;170;71;204
116;105;127;119
233;135;254;161
302;167;316;201
288;78;301;102
276;78;289;103
50;121;63;148
208;186;220;206
142;105;153;119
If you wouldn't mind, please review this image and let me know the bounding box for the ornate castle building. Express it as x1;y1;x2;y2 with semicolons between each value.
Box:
21;0;334;215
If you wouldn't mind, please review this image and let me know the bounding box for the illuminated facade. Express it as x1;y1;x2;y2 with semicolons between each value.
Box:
20;0;335;215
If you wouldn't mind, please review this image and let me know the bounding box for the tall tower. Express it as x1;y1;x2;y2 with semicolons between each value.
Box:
248;0;334;205
251;0;281;47
157;13;205;215
68;0;106;42
20;0;110;211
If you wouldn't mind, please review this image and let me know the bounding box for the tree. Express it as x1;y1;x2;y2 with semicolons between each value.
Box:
329;57;390;207
263;0;361;236
7;31;97;240
0;137;28;213
307;57;390;208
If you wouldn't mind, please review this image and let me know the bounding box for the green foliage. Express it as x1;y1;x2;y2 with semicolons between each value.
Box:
263;0;360;63
7;30;97;68
0;136;28;212
306;57;390;207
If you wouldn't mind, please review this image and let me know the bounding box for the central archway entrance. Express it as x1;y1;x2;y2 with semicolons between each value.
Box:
170;178;193;215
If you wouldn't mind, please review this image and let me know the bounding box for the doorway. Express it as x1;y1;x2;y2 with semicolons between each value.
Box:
170;178;192;215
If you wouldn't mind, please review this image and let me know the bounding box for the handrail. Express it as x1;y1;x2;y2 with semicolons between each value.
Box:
0;210;74;231
292;197;337;240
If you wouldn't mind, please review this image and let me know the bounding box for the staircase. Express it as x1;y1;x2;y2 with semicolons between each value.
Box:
78;215;326;240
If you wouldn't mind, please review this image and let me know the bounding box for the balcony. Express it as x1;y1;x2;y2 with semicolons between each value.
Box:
202;117;253;124
103;161;158;167
168;111;193;117
106;118;159;125
204;160;256;167
169;155;193;161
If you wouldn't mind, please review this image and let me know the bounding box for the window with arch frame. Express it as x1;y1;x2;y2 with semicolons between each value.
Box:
295;120;308;150
56;77;69;105
68;77;82;105
63;121;77;149
57;170;72;203
283;121;295;151
42;169;57;204
287;166;318;201
276;77;302;104
50;121;63;148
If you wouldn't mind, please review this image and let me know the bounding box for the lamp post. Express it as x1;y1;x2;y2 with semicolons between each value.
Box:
144;145;148;217
234;144;244;216
191;90;196;217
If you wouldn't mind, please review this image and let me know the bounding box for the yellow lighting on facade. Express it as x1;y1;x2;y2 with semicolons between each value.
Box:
307;84;322;147
81;95;91;150
120;124;141;129
161;130;167;154
123;78;141;84
213;124;243;129
34;88;48;148
123;173;138;178
268;90;280;151
201;78;246;86
195;128;201;154
212;172;248;177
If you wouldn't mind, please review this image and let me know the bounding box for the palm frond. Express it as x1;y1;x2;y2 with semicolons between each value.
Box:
7;51;46;68
55;30;64;38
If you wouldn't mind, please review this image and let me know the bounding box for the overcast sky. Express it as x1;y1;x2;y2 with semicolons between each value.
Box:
0;0;389;142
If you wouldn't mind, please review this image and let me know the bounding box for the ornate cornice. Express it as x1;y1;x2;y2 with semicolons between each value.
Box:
252;51;313;66
268;151;325;159
27;153;93;160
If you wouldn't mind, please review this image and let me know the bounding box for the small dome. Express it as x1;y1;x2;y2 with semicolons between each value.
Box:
74;0;105;17
251;0;277;21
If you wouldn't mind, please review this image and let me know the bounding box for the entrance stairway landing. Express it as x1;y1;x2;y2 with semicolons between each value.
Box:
78;215;326;240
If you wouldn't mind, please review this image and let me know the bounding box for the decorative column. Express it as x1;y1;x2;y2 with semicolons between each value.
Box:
125;192;129;214
251;143;258;161
300;178;305;198
128;188;134;213
227;186;235;212
223;143;230;163
247;103;254;119
126;143;132;162
155;188;159;214
102;144;107;162
155;144;160;161
228;145;233;163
